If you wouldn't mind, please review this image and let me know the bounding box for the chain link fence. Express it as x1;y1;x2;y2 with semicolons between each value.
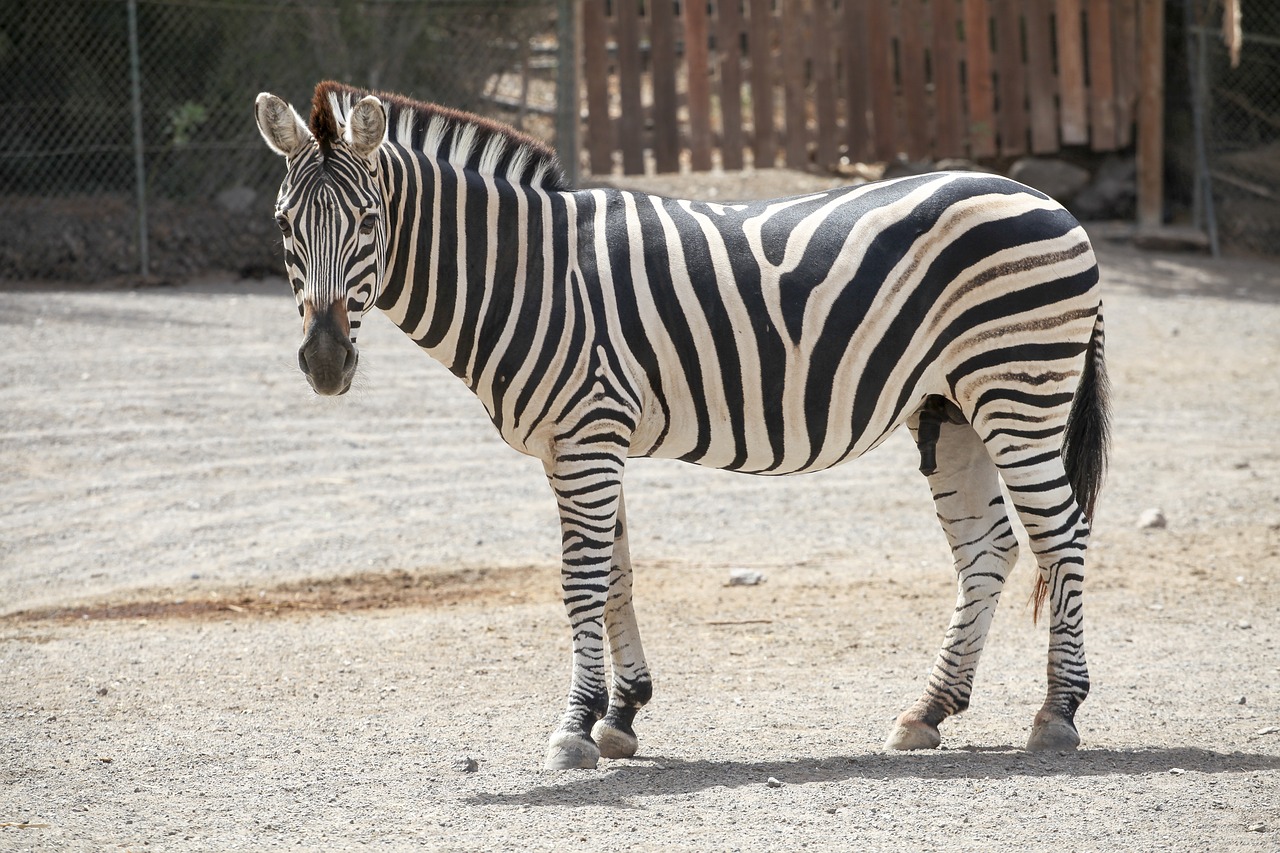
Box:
5;1;1279;282
0;0;562;282
1171;0;1280;255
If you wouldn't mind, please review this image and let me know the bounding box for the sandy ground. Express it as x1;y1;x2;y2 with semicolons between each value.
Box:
2;169;1279;851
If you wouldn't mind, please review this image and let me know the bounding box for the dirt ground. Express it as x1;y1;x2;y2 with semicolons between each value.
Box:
2;169;1279;851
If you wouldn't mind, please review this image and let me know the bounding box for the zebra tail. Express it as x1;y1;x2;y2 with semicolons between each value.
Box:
1032;309;1111;623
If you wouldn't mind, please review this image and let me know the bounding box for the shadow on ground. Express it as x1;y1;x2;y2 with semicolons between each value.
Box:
468;747;1280;807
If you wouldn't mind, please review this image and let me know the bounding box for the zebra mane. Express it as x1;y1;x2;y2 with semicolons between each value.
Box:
309;81;567;191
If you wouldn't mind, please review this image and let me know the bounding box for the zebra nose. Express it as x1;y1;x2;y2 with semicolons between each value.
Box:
298;334;357;395
298;303;358;395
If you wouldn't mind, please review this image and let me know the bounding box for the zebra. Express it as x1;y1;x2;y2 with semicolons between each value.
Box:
254;81;1109;770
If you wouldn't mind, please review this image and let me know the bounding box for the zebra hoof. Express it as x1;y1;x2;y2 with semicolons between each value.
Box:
1026;715;1080;752
591;719;639;759
884;717;942;751
544;731;600;770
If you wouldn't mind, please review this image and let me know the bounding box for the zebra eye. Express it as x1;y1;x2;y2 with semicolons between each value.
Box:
275;213;291;237
359;213;378;236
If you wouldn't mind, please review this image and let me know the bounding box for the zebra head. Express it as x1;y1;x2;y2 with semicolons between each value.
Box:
254;90;388;396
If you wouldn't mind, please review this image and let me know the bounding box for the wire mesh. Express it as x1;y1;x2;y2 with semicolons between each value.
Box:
0;0;560;281
1177;0;1280;255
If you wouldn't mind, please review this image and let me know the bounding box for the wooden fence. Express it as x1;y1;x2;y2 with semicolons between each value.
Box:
580;0;1142;175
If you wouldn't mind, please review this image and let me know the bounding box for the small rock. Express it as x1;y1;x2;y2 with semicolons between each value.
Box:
1169;767;1186;775
1008;157;1091;203
452;755;479;773
934;157;995;174
1246;823;1266;832
96;687;108;696
1137;508;1167;530
766;776;783;788
1239;621;1253;630
727;569;765;587
1255;726;1279;736
1072;154;1137;220
1237;696;1247;705
882;155;935;180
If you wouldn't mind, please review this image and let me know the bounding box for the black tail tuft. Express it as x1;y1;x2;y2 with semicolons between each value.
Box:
1061;311;1111;522
1033;309;1110;622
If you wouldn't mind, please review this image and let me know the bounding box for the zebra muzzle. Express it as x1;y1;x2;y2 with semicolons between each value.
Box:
298;301;357;396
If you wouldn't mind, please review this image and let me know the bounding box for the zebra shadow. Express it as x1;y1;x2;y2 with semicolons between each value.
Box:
465;746;1280;808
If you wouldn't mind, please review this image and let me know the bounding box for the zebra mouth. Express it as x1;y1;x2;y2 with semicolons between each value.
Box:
306;371;354;396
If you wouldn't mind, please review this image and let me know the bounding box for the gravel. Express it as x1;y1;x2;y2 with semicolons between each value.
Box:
2;170;1279;851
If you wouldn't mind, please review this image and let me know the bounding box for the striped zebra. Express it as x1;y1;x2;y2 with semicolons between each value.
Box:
255;82;1109;770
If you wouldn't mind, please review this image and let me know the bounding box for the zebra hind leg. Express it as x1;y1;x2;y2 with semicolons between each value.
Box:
993;444;1092;752
886;416;1020;750
589;492;654;759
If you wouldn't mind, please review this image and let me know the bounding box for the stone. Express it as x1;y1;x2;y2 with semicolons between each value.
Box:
1137;508;1167;530
727;568;765;586
934;158;995;174
1071;155;1137;220
1007;158;1091;204
882;155;936;180
452;755;479;772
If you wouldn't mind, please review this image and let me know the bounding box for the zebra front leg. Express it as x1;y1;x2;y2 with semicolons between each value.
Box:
887;417;1019;750
590;491;653;759
543;450;625;771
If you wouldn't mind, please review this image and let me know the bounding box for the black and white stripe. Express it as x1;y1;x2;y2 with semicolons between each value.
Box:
257;82;1110;768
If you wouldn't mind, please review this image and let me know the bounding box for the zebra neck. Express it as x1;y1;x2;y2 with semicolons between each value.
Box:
374;148;575;392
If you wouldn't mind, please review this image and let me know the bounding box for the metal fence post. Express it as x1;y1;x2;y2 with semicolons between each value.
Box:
555;0;578;187
127;0;150;277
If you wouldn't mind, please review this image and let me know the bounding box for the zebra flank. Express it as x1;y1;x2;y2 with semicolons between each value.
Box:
256;81;1110;769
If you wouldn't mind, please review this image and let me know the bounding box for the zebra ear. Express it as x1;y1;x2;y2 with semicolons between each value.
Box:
255;93;312;158
345;95;387;161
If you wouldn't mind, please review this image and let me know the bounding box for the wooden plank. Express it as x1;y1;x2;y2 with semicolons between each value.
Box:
842;0;872;162
615;0;646;174
782;0;808;168
716;0;746;170
650;0;680;172
1025;0;1058;153
963;0;996;158
581;0;613;175
1136;0;1164;227
898;0;930;159
1086;0;1117;150
749;0;776;167
993;0;1027;155
931;0;965;158
866;0;897;160
811;0;839;169
685;0;714;171
1113;0;1139;148
1054;0;1088;145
